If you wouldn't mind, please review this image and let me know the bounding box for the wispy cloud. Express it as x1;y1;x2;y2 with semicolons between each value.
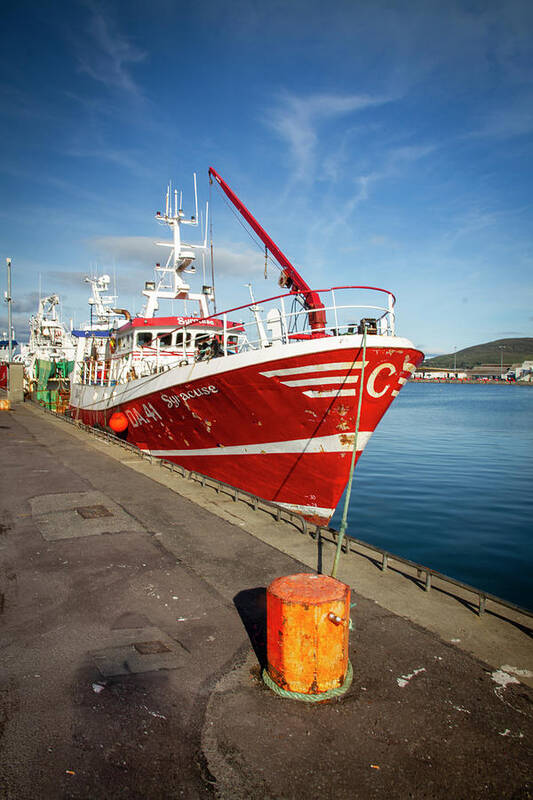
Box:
65;145;151;176
10;290;40;314
468;94;533;140
0;290;40;339
88;236;159;267
73;3;147;96
441;206;513;249
0;161;131;214
46;270;95;288
264;91;392;182
0;86;52;121
0;311;31;340
334;172;379;224
211;244;264;278
87;236;264;280
263;88;438;237
326;142;436;233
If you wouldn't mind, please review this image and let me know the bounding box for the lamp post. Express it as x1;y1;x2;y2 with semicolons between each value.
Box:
6;258;12;363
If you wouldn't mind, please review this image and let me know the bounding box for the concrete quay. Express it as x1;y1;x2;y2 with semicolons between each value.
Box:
0;402;532;800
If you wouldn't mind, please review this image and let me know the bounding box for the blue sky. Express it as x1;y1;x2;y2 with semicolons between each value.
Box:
1;0;532;354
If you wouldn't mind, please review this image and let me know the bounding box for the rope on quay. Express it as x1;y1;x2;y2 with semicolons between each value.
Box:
262;660;353;702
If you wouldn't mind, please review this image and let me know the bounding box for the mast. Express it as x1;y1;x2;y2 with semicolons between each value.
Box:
142;175;211;318
208;167;326;333
84;274;118;327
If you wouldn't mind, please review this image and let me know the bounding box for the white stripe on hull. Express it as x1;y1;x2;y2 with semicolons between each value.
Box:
303;389;358;397
281;376;359;387
260;361;367;378
144;431;372;458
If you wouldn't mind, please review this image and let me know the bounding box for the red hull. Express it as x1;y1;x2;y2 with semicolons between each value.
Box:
70;342;423;524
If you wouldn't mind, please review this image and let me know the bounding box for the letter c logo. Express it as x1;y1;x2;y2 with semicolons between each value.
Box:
367;363;396;398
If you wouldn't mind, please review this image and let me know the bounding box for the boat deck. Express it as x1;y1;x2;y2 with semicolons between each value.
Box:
1;400;532;799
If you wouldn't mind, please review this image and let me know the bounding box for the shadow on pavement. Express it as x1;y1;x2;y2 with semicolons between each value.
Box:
233;587;267;669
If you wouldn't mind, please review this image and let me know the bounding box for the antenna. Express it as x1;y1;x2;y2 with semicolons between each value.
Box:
203;202;209;247
246;283;256;305
193;173;199;222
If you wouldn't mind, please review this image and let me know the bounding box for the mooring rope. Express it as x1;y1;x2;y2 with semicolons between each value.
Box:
262;328;367;701
262;660;353;702
330;326;368;579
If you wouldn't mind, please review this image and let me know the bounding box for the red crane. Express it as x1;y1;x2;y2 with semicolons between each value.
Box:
208;167;327;333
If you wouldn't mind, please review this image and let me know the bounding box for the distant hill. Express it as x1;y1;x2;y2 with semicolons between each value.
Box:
424;338;533;369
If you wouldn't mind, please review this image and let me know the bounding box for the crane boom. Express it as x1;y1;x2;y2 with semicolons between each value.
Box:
208;167;326;333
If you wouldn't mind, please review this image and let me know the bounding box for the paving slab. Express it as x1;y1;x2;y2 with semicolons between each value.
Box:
89;626;189;677
29;490;146;540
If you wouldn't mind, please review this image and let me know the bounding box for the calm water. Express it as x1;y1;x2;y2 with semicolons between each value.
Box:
330;382;533;610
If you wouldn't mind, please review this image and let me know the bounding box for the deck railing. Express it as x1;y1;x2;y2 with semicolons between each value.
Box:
78;285;396;386
188;285;396;352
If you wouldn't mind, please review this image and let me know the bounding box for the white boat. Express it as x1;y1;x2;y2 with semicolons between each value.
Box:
21;294;76;410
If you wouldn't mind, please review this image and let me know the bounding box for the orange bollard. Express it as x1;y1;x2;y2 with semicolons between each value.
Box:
265;573;351;697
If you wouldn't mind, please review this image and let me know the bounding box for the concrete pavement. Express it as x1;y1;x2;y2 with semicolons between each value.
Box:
0;402;532;799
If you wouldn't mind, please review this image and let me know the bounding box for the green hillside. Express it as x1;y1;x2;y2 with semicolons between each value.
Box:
424;338;533;369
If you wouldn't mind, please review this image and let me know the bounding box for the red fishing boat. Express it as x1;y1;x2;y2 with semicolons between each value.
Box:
69;168;423;525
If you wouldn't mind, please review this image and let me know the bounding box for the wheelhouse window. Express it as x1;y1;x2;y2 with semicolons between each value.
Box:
195;334;210;348
159;333;172;347
119;334;133;349
176;332;193;349
137;331;152;346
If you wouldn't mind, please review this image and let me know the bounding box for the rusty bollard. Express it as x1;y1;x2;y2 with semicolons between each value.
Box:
263;573;352;701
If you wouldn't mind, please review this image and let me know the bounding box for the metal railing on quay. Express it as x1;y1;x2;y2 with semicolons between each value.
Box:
34;401;533;628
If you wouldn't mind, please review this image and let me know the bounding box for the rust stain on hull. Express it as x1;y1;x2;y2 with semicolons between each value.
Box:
339;433;355;447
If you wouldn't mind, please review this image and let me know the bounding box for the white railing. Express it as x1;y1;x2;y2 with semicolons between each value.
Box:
202;285;396;353
79;286;396;386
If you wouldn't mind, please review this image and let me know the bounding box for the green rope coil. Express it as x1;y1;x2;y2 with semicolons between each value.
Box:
262;660;353;702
